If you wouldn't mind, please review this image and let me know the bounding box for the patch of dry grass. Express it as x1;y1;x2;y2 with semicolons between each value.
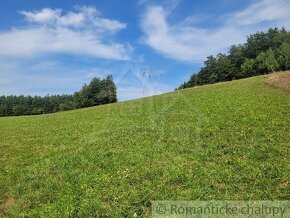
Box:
0;199;16;213
266;71;290;91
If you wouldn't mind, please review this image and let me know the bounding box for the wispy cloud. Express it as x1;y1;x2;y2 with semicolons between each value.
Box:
19;6;127;32
229;0;290;26
0;6;131;60
141;0;290;63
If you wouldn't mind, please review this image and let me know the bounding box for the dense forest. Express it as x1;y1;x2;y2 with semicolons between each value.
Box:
0;75;117;116
178;27;290;89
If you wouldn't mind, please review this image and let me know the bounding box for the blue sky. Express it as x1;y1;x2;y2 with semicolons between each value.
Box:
0;0;289;101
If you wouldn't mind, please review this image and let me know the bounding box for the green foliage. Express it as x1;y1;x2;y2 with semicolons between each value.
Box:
228;45;245;69
0;75;117;116
255;51;269;74
244;31;269;59
76;75;117;108
105;75;117;103
241;58;256;78
264;48;279;73
178;27;290;89
0;73;289;216
277;42;290;70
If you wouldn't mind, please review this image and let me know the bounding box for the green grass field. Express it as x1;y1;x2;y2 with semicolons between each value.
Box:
0;72;289;217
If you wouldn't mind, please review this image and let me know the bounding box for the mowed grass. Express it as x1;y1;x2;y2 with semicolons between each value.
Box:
0;72;290;217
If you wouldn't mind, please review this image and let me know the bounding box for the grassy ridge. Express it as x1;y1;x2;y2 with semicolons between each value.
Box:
0;73;289;217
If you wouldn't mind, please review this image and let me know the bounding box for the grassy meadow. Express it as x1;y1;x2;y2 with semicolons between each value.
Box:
0;72;289;217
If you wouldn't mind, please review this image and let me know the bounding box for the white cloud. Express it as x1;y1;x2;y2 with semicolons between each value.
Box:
20;8;61;24
0;27;130;60
141;0;290;63
0;6;130;60
230;0;290;26
19;6;127;32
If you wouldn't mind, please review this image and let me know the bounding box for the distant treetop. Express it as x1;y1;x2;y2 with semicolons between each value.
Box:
0;75;117;116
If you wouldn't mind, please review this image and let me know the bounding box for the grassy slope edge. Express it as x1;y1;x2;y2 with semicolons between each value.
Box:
0;72;289;217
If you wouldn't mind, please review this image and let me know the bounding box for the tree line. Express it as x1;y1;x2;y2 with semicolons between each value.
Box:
177;27;290;89
0;75;117;116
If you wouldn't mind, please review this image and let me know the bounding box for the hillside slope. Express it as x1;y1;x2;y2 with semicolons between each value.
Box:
0;72;290;217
